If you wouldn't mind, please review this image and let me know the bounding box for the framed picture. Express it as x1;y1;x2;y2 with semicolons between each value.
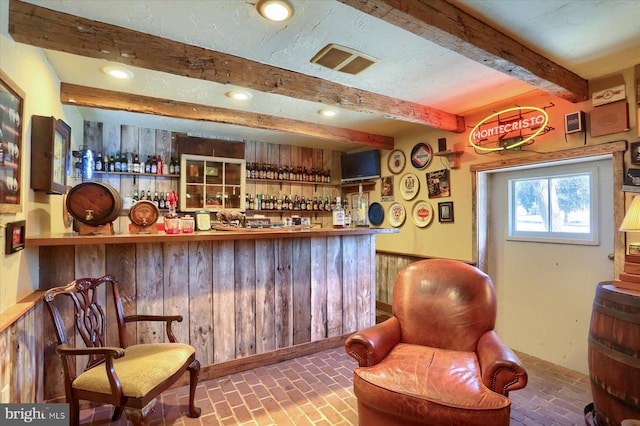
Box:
0;70;25;213
426;168;450;198
631;142;640;165
5;220;26;254
438;202;454;223
380;175;394;201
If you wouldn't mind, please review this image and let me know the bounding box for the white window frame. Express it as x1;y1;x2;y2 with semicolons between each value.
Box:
507;166;599;245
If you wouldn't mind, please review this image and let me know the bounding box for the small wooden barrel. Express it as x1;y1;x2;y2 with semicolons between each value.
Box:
66;182;122;226
128;200;159;228
588;282;640;426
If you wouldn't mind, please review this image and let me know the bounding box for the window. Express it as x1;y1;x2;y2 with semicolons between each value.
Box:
508;168;598;244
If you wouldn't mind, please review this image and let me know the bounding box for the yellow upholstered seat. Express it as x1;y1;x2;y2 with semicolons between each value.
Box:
73;343;195;398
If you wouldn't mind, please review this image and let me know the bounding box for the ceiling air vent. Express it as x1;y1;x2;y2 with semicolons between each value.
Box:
310;44;377;75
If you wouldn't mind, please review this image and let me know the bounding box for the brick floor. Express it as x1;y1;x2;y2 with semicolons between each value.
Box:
79;346;593;426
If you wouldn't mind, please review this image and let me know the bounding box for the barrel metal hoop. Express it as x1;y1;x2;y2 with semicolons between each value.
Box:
597;284;640;308
589;336;640;369
592;301;640;325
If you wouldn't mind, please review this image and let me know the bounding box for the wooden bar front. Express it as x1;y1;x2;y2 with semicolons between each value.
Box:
27;228;393;401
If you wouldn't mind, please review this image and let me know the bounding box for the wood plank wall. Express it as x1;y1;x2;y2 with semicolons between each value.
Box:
1;250;417;404
82;122;343;231
34;234;375;402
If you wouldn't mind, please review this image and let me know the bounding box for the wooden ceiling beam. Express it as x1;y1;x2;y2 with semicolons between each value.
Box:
340;0;589;103
59;83;395;150
8;0;465;133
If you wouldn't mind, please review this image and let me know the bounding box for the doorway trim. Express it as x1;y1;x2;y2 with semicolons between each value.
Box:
471;140;627;274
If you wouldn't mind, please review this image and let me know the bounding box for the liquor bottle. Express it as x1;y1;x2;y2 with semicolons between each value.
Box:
146;190;151;201
174;158;180;175
332;197;345;228
139;155;145;174
153;191;159;208
95;152;103;171
132;189;139;201
133;153;140;173
248;194;254;210
109;155;115;172
125;152;132;173
151;156;157;174
114;152;121;172
157;155;163;175
169;157;176;175
159;192;165;209
145;156;151;173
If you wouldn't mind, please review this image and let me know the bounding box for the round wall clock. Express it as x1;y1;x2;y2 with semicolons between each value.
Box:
387;149;406;174
410;142;433;170
399;173;420;201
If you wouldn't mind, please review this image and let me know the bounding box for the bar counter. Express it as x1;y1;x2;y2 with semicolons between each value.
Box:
26;225;397;246
29;226;397;401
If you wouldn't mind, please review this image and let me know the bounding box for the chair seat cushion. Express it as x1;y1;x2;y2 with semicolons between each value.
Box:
354;343;510;425
73;343;195;398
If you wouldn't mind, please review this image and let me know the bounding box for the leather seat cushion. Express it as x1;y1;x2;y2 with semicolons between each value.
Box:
354;343;510;425
73;343;195;398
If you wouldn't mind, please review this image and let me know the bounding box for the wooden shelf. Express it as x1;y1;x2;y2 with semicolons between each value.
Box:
340;181;376;193
433;150;464;169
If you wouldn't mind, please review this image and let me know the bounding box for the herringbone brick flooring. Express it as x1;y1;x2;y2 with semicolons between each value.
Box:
80;346;593;426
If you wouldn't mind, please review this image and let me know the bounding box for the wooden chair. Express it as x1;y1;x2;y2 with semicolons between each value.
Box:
43;275;201;426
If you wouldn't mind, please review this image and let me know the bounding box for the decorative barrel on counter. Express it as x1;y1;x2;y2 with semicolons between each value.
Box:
588;282;640;426
66;182;122;226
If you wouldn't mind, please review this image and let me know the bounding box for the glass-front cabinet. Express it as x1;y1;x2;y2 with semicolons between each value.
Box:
179;154;246;212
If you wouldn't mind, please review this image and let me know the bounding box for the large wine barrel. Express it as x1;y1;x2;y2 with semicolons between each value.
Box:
66;182;122;226
588;282;640;426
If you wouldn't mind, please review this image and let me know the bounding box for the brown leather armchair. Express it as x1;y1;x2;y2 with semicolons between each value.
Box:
345;259;527;426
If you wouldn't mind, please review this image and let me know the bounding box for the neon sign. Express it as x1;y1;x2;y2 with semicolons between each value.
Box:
468;106;550;152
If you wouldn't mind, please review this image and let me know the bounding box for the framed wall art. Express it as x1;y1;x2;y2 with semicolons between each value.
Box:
380;176;394;202
438;202;454;223
426;169;450;198
5;220;26;254
631;141;640;165
0;70;25;213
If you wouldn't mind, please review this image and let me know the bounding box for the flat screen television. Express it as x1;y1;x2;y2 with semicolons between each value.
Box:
340;149;381;183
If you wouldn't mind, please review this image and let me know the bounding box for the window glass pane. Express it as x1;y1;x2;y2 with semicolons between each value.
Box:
508;168;597;245
550;174;591;234
514;179;548;232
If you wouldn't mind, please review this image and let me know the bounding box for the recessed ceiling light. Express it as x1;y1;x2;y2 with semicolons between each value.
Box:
318;108;339;117
225;90;253;101
256;0;294;22
101;65;134;80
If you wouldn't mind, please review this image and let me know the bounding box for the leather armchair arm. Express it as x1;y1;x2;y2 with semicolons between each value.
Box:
477;330;528;396
124;314;183;342
345;316;401;367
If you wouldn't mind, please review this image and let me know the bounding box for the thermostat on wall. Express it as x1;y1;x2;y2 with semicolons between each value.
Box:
565;111;585;134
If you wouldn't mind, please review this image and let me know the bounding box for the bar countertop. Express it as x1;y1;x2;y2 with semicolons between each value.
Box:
26;226;398;247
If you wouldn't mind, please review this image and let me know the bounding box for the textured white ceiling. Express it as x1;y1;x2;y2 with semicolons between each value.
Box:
16;0;640;150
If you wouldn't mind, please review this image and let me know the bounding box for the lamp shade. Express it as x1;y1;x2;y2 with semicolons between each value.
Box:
620;195;640;231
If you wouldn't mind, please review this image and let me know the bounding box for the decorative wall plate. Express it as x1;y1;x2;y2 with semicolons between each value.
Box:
399;173;420;201
412;200;434;228
387;149;406;174
410;142;433;170
388;202;406;227
368;202;384;226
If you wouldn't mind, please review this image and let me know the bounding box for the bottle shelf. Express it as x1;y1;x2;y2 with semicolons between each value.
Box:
94;171;179;178
247;178;337;191
246;209;332;214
